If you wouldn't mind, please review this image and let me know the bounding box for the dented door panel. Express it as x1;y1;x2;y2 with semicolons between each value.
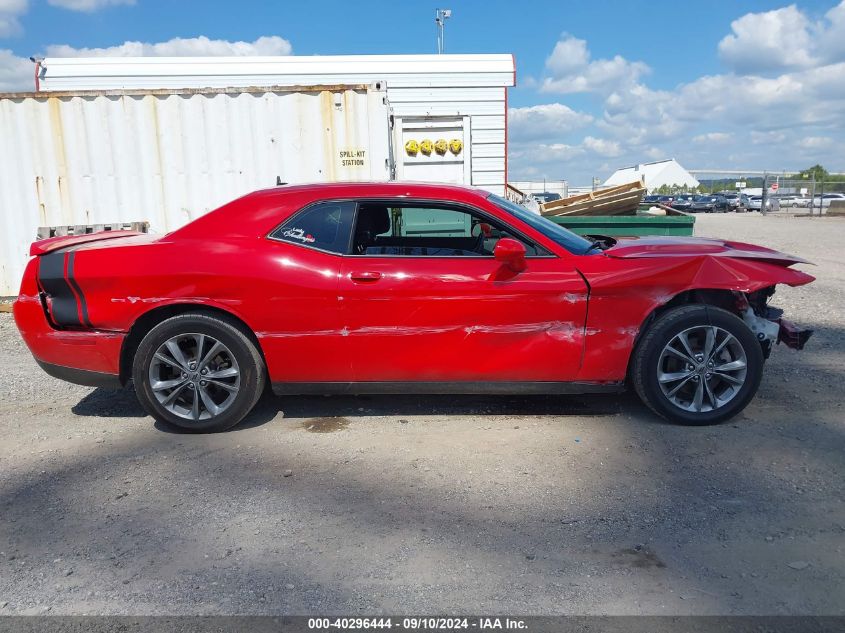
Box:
338;256;588;382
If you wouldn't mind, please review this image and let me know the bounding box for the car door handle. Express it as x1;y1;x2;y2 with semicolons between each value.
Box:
349;271;382;282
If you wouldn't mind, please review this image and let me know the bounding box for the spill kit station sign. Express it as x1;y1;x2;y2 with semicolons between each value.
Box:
339;149;367;168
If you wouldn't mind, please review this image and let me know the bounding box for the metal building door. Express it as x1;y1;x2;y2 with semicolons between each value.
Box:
394;117;471;185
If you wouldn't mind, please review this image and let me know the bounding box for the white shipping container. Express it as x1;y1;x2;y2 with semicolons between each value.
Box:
37;54;515;196
0;83;392;295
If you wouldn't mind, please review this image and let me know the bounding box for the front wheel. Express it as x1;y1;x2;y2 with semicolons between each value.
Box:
133;313;266;432
630;305;764;425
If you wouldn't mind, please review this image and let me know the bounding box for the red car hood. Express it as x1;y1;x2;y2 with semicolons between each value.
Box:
604;236;810;266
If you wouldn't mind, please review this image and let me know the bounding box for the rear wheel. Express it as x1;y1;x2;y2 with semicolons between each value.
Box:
631;305;764;425
133;313;265;432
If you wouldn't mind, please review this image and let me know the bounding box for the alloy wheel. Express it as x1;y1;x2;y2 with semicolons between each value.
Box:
148;333;241;421
657;325;748;413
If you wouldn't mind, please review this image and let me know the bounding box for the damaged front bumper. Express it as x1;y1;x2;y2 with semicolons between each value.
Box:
777;318;813;350
737;291;813;355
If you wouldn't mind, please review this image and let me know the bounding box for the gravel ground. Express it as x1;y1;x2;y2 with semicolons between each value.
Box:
0;212;843;616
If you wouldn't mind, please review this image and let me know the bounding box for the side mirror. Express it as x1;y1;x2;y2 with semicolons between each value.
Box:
494;238;527;272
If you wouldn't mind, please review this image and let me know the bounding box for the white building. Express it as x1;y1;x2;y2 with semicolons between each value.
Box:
604;158;699;191
35;54;515;195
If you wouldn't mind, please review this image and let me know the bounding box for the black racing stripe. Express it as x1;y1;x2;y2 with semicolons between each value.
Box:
38;253;82;327
66;251;92;327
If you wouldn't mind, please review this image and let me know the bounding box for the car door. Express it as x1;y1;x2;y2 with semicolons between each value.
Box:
259;200;355;382
338;200;589;383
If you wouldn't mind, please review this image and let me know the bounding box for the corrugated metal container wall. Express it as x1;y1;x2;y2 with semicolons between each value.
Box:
37;54;515;195
0;84;391;295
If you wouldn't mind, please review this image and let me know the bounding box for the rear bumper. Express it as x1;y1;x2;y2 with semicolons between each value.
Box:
14;293;125;384
36;360;122;388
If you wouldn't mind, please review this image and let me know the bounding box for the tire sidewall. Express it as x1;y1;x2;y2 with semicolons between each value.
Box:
133;315;263;432
637;306;764;425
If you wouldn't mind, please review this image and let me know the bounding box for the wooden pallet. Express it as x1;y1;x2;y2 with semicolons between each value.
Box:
541;180;646;216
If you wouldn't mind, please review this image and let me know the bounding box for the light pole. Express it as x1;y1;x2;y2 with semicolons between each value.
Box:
436;9;452;54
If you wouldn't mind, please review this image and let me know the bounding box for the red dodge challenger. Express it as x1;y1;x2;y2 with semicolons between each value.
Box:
14;182;814;432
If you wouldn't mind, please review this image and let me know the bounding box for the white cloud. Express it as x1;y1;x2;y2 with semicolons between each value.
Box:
0;0;27;37
47;0;134;11
45;35;293;57
0;47;30;89
718;5;816;74
544;35;589;76
818;1;845;61
0;0;27;12
507;103;592;141
692;132;732;144
508;135;627;180
510;142;584;164
541;34;649;95
582;136;622;157
719;1;845;74
750;130;787;145
798;136;834;149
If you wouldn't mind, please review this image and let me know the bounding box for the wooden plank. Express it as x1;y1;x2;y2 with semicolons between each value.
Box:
541;179;644;212
543;191;644;217
541;180;645;217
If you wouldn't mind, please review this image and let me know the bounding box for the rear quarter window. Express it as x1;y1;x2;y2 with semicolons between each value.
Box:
269;201;355;254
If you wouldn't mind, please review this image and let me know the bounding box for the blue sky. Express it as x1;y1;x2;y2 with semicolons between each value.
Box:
2;0;843;184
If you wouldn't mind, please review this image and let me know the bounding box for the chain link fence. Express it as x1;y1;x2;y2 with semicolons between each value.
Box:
690;171;845;216
761;176;845;215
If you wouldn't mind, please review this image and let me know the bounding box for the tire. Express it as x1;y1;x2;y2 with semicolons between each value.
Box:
133;313;266;432
630;305;764;425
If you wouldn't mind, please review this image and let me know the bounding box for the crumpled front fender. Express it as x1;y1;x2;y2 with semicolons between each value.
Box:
574;254;815;381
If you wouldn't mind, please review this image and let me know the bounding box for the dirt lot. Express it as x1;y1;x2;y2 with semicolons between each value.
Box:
0;213;843;615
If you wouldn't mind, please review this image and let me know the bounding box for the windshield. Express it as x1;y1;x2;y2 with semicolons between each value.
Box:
488;194;596;255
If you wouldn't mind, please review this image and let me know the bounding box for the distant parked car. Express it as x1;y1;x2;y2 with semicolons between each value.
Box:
812;193;845;208
531;192;562;204
657;195;675;206
786;197;811;208
724;193;741;210
671;194;695;211
642;195;660;205
744;196;781;212
691;195;729;213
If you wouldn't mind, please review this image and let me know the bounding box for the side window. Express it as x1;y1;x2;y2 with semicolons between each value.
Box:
352;203;546;257
270;201;355;254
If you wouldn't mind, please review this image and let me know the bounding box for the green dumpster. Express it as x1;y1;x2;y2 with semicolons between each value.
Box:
549;213;695;237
